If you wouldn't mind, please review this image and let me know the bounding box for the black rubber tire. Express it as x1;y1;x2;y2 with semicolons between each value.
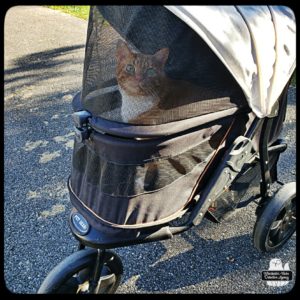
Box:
37;248;123;294
253;182;296;253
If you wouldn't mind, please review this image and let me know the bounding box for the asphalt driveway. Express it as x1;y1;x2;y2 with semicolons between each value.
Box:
4;6;296;294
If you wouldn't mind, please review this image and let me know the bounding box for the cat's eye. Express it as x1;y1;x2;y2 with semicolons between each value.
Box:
146;68;157;77
125;64;135;74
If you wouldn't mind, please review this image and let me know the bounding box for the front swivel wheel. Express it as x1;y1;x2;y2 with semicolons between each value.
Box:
38;248;123;294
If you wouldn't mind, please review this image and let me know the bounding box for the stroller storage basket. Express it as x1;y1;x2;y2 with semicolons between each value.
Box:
69;116;235;233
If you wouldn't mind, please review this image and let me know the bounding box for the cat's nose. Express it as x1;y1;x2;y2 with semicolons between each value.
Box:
135;75;143;81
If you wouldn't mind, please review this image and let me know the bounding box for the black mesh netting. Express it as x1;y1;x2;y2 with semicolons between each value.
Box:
69;117;234;227
81;6;247;125
72;130;216;197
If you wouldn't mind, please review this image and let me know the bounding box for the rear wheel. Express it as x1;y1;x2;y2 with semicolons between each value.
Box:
37;248;123;294
253;182;296;253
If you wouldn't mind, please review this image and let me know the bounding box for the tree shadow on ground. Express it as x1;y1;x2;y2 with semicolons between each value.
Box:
5;44;85;94
118;224;295;292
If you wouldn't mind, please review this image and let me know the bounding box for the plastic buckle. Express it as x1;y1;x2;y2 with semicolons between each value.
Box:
72;110;92;128
74;126;89;143
227;136;253;172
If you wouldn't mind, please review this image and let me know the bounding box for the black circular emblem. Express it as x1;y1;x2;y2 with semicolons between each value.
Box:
71;212;90;235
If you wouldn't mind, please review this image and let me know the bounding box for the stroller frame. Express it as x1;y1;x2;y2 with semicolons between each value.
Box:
63;111;287;294
70;115;283;249
38;67;296;293
38;6;296;294
69;80;291;248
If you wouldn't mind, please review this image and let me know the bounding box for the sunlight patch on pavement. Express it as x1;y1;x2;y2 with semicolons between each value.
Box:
53;131;74;149
39;204;66;218
53;132;74;143
26;182;69;201
23;140;49;151
51;114;60;120
64;139;74;149
26;190;41;199
39;150;61;163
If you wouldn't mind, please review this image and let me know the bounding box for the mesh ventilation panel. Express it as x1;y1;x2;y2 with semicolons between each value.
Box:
81;6;247;125
69;117;234;229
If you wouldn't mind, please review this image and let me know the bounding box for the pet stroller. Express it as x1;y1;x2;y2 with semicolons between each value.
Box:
38;5;296;294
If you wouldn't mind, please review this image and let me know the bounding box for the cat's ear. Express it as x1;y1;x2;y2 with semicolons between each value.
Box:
116;40;132;62
154;48;169;65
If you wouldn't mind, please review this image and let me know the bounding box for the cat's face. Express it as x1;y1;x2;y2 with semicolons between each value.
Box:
116;40;169;97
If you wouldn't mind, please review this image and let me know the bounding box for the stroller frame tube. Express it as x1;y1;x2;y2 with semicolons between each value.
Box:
259;117;274;199
186;116;280;228
187;117;263;226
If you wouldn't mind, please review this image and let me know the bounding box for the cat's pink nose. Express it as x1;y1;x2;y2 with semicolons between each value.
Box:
135;75;143;81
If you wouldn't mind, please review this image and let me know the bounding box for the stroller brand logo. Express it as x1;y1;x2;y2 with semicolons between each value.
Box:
72;212;90;235
262;258;292;287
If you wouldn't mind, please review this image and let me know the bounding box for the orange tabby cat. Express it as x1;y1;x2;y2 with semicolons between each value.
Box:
116;40;223;124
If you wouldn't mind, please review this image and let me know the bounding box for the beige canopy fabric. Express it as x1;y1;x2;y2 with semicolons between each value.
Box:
165;5;296;118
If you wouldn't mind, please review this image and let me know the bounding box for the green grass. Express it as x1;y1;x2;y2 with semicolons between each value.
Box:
291;72;296;86
47;6;90;20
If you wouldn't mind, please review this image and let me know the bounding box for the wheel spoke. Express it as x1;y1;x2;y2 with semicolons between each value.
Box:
269;219;283;241
270;220;282;231
272;226;285;245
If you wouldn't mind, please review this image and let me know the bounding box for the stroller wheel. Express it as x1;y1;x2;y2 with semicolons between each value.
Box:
253;182;296;253
37;248;123;294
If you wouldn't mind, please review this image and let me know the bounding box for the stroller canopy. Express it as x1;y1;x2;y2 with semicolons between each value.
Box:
166;6;296;118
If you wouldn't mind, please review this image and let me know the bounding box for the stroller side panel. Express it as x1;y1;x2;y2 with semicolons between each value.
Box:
69;116;236;233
